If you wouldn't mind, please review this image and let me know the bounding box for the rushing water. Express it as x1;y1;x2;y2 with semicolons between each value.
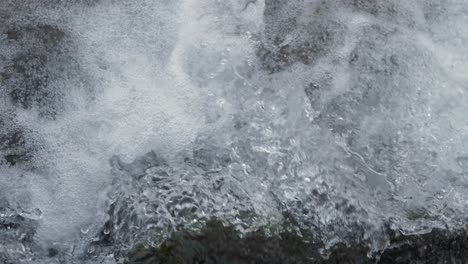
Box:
1;0;468;263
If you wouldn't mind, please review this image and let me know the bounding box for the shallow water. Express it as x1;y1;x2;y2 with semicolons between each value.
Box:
1;0;468;262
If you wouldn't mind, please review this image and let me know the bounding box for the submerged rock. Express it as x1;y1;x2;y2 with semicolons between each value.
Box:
1;23;66;118
0;116;36;166
257;0;340;74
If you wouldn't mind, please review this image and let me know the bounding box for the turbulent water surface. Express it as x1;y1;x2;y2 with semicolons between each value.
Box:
1;0;468;263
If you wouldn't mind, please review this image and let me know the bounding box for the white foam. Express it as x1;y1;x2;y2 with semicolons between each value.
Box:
6;0;262;245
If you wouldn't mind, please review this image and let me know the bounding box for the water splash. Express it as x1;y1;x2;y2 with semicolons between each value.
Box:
1;0;468;262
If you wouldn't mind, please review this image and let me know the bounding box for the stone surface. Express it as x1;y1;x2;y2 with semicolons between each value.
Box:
126;220;468;264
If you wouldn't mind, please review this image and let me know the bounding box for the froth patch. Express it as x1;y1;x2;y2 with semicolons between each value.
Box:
18;0;261;244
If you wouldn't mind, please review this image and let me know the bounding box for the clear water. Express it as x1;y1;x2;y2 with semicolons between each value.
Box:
1;0;468;262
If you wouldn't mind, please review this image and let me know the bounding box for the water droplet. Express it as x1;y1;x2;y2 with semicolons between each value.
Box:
87;246;95;254
33;208;42;218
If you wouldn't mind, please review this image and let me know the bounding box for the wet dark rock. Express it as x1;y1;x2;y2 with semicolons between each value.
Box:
306;26;403;136
111;151;167;178
0;207;37;243
380;228;468;263
88;196;140;255
126;219;318;264
47;247;58;257
5;24;65;45
304;83;321;107
1;23;66;118
125;219;468;264
257;1;340;73
257;25;336;74
0;116;35;166
313;93;362;135
0;222;20;230
0;130;29;166
91;217;115;248
422;2;448;24
191;147;231;171
0;206;40;262
0;10;91;168
234;119;248;130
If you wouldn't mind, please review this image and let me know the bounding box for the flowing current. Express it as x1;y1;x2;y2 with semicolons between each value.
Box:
1;0;468;262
